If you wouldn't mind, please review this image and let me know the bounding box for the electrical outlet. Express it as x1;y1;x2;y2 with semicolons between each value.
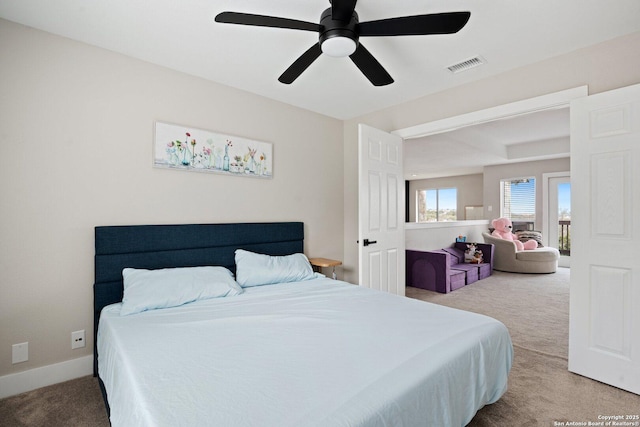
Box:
12;342;28;364
71;330;85;349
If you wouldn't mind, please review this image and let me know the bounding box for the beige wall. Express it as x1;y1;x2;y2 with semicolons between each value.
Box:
483;158;570;230
0;20;343;377
343;31;640;284
408;174;484;222
405;221;491;253
407;158;568;234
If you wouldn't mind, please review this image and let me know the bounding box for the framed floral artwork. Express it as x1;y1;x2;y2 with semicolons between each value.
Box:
153;121;273;179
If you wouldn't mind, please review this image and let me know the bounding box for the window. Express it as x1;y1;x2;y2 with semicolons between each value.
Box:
500;178;535;226
417;188;457;222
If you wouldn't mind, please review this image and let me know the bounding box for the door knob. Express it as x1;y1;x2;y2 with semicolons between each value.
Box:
363;238;377;247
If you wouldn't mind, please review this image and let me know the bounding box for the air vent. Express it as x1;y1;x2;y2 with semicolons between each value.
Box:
447;56;485;74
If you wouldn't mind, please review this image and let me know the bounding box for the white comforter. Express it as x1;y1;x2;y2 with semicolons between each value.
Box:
98;278;512;427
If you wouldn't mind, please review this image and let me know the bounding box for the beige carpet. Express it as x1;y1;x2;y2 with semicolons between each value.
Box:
2;268;639;426
0;375;109;426
407;268;570;360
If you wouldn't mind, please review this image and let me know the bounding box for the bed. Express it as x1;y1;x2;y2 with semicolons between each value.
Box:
94;222;513;427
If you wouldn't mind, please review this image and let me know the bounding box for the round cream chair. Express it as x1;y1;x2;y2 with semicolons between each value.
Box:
482;233;559;273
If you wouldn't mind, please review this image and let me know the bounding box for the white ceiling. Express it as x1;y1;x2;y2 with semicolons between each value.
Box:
1;0;639;120
403;107;570;180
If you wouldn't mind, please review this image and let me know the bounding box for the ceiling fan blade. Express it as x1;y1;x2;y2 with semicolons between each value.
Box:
349;43;393;86
331;0;358;21
279;44;323;84
359;12;470;36
215;12;320;32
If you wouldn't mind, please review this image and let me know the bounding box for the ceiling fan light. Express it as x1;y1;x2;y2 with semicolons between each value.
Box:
321;36;356;57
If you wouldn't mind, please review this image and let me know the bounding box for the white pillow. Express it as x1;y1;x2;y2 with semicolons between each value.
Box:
120;266;243;316
235;249;315;288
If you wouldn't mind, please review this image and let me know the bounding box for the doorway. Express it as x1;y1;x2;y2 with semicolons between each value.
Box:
544;173;571;267
357;87;587;287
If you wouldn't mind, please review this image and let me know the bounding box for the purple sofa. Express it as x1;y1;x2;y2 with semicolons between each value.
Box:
406;250;466;293
406;242;494;294
451;242;494;280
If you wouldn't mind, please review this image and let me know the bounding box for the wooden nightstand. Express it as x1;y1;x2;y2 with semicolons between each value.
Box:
308;257;342;280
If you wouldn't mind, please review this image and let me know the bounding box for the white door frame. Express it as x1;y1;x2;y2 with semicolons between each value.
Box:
394;87;588;140
392;86;586;254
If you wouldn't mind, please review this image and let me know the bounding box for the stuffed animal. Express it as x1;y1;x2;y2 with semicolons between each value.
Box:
472;249;483;264
464;243;477;262
491;217;537;251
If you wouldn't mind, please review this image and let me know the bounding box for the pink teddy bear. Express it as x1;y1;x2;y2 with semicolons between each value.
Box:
491;217;537;251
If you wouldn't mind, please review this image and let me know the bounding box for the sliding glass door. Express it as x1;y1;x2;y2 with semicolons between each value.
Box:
547;175;571;267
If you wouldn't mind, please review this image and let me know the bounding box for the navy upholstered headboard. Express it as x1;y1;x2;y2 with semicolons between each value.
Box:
93;222;304;376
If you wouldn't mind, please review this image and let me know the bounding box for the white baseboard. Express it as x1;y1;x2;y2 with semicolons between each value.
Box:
0;355;93;400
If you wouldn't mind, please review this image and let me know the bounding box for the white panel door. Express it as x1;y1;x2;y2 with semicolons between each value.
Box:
358;124;405;296
569;83;640;394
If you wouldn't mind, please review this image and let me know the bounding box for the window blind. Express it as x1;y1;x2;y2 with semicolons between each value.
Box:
501;178;535;222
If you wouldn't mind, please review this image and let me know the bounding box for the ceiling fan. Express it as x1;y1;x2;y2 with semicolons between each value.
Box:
215;0;470;86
